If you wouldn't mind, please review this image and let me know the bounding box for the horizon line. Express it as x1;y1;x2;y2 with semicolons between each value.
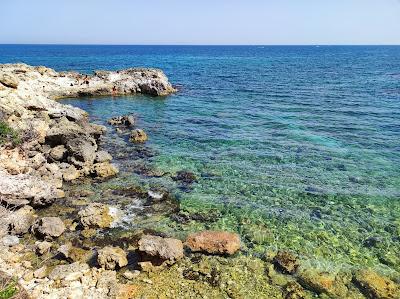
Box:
1;43;400;47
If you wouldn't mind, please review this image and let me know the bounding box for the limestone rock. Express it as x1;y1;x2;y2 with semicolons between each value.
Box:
0;73;19;88
33;266;48;279
185;230;240;255
95;150;112;163
138;235;183;262
8;205;36;235
97;246;128;270
50;145;67;161
107;115;135;127
31;217;66;238
62;164;80;181
2;235;19;246
354;269;399;299
129;129;148;143
48;262;90;281
78;203;114;228
91;162;119;178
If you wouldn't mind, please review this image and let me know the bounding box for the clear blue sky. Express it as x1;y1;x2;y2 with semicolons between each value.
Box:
1;0;400;45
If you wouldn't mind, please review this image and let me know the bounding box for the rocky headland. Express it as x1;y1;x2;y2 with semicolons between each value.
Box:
0;64;399;299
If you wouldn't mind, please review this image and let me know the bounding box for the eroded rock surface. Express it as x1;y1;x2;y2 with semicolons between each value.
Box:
138;235;184;263
97;246;128;270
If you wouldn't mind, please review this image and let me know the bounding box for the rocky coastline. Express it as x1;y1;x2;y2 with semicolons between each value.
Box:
0;63;399;299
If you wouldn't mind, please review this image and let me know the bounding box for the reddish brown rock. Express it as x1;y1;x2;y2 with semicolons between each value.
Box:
185;230;240;255
354;269;399;299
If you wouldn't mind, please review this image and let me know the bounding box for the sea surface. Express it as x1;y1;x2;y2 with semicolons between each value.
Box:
1;45;400;274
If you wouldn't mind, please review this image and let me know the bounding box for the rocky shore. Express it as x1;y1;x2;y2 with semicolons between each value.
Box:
0;63;399;299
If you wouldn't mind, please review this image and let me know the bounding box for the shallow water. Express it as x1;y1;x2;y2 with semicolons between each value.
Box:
2;45;400;274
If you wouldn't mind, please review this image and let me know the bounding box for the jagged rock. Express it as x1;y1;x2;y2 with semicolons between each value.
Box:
30;153;46;169
95;150;112;163
78;203;114;228
138;235;183;263
90;162;119;178
353;269;399;299
185;231;241;255
31;217;66;238
273;251;299;274
62;164;80;181
58;242;94;263
129;129;148;143
0;73;19;88
96;270;118;297
66;137;97;165
35;241;52;255
107;115;135;127
50;145;67;161
8;205;36;235
97;246;128;270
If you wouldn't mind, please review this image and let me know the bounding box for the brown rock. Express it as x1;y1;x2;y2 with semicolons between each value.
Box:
117;284;139;299
138;235;183;263
273;251;299;274
35;241;52;255
129;129;148;143
185;230;240;255
90;162;119;178
353;269;399;299
78;203;113;228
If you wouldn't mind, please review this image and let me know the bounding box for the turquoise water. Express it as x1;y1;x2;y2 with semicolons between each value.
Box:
2;45;400;273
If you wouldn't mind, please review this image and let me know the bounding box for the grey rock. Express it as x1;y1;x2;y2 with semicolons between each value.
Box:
95;151;112;163
31;217;66;238
48;262;89;281
138;235;183;262
50;145;67;161
2;235;20;246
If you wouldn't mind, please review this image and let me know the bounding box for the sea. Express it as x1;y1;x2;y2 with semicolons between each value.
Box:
1;45;399;274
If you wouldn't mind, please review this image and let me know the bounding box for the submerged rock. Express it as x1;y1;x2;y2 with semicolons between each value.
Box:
129;129;148;143
31;217;66;238
138;235;184;263
353;269;399;299
273;251;299;274
78;203;114;228
185;231;241;255
107;115;135;127
172;170;198;184
97;246;128;270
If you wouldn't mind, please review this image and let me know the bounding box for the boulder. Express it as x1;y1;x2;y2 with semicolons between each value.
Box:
138;235;183;263
273;251;299;274
62;164;80;181
97;246;128;270
129;129;148;143
353;269;399;299
66;137;97;165
78;203;114;228
58;243;94;263
185;231;240;255
31;217;65;238
107;115;135;127
90;162;119;178
8;205;36;235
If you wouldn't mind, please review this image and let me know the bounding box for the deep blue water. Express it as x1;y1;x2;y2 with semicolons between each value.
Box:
1;45;400;271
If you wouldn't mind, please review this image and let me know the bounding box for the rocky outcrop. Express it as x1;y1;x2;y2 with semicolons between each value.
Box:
185;231;241;255
129;128;148;143
0;63;175;208
353;269;399;299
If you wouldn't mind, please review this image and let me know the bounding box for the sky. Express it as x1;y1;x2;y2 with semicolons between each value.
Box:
1;0;400;45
